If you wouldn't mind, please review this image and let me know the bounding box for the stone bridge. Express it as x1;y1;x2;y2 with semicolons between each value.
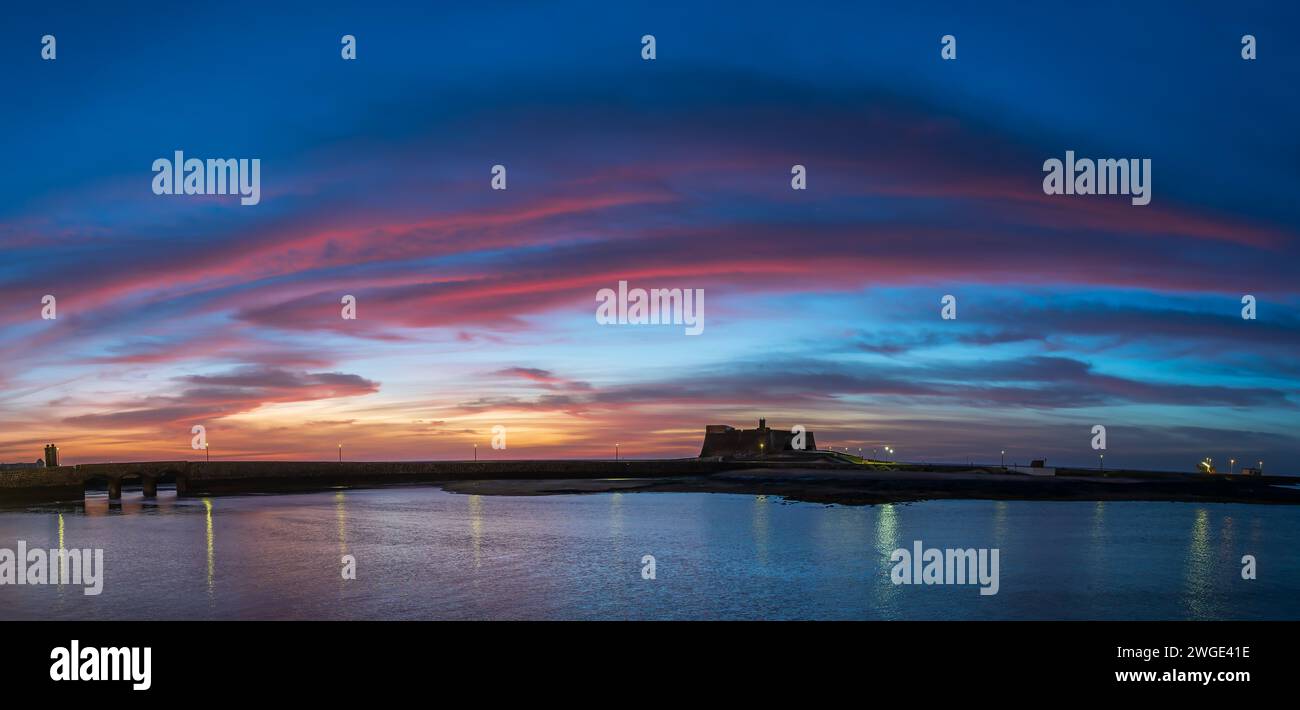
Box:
0;461;190;502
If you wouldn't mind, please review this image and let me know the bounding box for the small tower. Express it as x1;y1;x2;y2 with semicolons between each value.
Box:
44;443;59;467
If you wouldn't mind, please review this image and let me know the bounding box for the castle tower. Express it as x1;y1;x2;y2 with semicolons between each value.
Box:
44;444;59;467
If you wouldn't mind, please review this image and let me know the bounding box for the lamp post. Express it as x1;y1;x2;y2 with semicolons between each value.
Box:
1001;450;1006;468
1099;453;1104;473
338;444;342;463
205;443;210;462
1230;458;1236;475
474;443;478;462
616;443;620;461
1259;460;1264;474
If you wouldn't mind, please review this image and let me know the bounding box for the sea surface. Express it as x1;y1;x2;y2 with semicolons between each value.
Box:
1;484;1296;620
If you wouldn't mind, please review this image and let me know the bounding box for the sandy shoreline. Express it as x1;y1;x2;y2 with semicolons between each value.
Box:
437;467;1300;506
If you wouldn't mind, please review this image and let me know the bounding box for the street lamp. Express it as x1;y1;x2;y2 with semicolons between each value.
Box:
338;443;342;463
1230;458;1236;475
616;442;620;461
205;443;210;462
1001;450;1006;468
1099;453;1104;472
474;443;478;462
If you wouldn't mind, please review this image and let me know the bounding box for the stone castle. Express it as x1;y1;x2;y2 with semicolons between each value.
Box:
699;419;817;458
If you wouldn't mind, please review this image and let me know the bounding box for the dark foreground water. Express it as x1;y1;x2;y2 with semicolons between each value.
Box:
1;485;1296;620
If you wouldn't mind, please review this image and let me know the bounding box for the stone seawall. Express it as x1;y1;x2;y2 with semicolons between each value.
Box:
176;459;738;495
1;458;745;503
7;458;1283;506
0;466;84;502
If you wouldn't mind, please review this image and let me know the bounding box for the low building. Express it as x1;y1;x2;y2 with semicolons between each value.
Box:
0;458;46;471
700;419;817;458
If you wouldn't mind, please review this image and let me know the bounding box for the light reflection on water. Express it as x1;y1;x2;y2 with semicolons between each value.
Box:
872;503;900;617
752;495;769;567
1184;507;1212;619
1;486;1296;620
204;498;214;600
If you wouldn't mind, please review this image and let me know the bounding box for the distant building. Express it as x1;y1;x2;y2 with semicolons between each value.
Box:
1030;459;1046;468
0;459;45;471
44;444;59;467
1241;467;1262;476
700;419;817;458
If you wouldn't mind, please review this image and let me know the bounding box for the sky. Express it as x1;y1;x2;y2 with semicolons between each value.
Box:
1;1;1298;471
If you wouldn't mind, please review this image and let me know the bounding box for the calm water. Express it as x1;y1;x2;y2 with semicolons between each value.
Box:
1;485;1296;620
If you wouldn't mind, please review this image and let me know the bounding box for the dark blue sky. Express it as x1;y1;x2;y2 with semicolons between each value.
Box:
2;1;1298;471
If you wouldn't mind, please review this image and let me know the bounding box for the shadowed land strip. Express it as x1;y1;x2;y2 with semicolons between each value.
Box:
437;467;1300;506
3;459;1298;506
